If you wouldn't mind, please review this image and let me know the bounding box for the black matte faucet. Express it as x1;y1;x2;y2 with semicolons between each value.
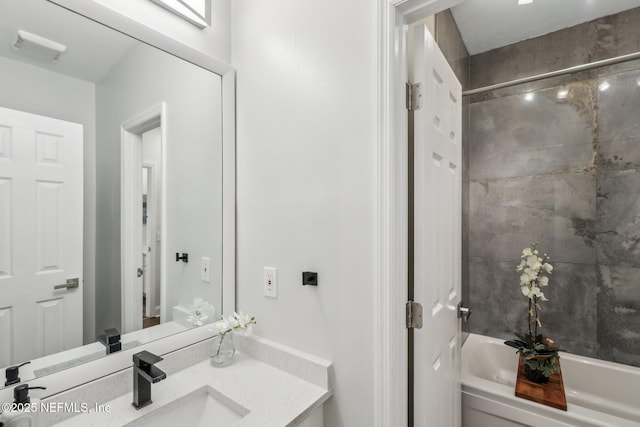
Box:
5;361;30;387
132;351;166;409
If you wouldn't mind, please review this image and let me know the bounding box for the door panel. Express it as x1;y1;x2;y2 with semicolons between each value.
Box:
0;106;83;366
413;25;462;427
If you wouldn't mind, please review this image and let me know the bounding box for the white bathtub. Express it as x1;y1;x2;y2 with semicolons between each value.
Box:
462;333;640;427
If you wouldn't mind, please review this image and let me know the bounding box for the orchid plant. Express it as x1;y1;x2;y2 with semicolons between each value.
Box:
213;311;257;337
210;311;257;363
516;243;553;338
505;242;560;382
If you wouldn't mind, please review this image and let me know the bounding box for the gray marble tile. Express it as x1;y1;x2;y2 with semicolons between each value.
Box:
597;68;640;169
469;83;596;181
469;70;597;103
463;5;640;369
469;173;596;264
470;21;597;90
595;7;640;61
597;264;640;367
435;9;469;88
596;58;640;78
467;258;527;340
468;258;598;357
596;170;640;267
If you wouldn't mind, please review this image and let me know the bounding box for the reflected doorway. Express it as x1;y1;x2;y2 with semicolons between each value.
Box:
121;103;166;334
141;127;162;328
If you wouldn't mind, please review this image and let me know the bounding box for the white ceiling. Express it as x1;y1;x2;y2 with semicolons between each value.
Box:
451;0;640;55
0;0;137;82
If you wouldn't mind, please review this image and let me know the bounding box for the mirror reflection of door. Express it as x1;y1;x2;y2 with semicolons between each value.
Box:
0;106;83;365
141;127;161;329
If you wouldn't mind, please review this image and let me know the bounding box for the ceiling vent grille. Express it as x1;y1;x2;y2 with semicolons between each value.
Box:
13;30;67;61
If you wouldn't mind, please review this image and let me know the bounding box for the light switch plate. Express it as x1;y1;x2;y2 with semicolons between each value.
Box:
202;257;211;282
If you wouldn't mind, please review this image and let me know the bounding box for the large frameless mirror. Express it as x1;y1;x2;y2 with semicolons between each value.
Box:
0;0;230;388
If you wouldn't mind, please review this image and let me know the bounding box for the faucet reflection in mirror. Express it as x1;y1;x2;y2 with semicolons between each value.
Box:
210;312;257;367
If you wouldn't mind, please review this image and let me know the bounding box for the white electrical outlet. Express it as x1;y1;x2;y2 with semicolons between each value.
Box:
202;257;211;282
263;267;277;298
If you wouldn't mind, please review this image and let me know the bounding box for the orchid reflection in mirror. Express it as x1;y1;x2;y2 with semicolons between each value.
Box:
186;298;216;327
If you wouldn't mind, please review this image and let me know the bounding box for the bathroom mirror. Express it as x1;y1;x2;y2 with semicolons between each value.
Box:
0;0;233;388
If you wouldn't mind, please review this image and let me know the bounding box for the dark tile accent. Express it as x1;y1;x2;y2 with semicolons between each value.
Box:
597;264;640;367
469;173;596;264
468;258;598;357
596;170;640;267
469;82;596;181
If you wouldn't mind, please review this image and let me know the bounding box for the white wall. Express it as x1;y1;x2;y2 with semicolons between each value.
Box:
94;43;223;334
91;0;230;63
231;1;377;425
0;57;97;345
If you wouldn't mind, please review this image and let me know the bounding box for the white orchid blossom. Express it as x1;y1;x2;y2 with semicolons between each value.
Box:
213;318;232;334
209;310;257;338
517;242;553;336
518;243;553;302
521;285;546;300
526;255;542;270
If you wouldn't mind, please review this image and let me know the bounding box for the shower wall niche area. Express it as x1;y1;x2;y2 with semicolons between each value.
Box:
465;7;640;366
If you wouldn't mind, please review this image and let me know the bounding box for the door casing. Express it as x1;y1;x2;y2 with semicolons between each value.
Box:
121;103;166;334
374;0;465;425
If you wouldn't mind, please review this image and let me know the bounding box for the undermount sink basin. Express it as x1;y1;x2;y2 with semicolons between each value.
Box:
124;385;249;427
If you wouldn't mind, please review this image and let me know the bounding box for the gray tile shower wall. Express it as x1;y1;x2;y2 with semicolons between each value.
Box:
465;8;640;366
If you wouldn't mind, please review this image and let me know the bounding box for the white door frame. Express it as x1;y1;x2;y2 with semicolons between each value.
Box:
375;0;465;425
121;103;166;334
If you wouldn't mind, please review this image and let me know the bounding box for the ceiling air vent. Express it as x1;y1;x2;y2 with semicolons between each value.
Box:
13;30;67;61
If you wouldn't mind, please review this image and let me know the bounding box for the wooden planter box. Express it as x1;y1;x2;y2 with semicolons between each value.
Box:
515;358;567;411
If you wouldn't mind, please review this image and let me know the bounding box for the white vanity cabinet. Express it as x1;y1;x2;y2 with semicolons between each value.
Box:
43;335;332;427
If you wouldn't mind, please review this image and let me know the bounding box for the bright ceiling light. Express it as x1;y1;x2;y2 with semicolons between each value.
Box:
150;0;209;28
518;0;534;5
557;88;569;99
524;92;535;101
636;77;640;87
599;81;610;92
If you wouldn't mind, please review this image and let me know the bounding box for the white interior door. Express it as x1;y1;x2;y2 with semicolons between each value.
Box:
0;106;83;366
412;25;462;427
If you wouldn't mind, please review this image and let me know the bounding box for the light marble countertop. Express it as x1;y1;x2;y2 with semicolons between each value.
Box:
48;335;332;427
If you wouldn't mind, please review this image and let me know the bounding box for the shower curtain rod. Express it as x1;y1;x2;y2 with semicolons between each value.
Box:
462;50;640;96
